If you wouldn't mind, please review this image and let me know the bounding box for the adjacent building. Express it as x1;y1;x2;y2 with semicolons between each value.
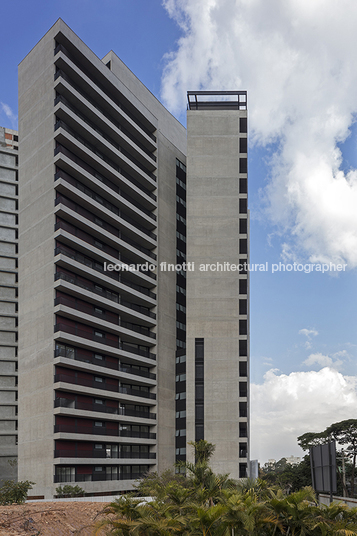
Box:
0;127;18;484
17;19;249;498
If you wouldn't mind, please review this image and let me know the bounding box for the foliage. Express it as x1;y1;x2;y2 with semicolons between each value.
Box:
55;484;85;497
0;480;34;505
260;455;312;492
298;419;357;497
95;441;357;536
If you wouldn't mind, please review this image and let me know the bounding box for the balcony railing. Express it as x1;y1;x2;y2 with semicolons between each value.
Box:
54;424;156;439
54;45;157;142
54;472;146;483
54;119;156;190
55;168;156;222
119;386;156;400
55;208;157;261
54;245;156;299
54;323;118;348
54;374;118;392
55;94;156;179
54;344;156;380
54;375;155;400
54;70;157;161
55;295;156;339
54;143;157;201
54;322;156;360
55;190;157;241
54;449;156;459
54;397;119;414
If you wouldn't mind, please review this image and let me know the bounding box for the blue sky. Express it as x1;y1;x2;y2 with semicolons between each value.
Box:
1;0;357;463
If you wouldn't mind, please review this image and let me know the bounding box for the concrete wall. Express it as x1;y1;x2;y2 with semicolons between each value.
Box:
186;108;249;479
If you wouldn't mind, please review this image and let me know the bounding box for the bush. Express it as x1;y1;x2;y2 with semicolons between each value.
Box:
0;480;34;505
55;484;85;498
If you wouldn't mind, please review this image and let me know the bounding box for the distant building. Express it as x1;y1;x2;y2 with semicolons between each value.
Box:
0;127;18;483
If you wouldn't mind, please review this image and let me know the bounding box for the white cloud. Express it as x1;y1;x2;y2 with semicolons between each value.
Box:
0;102;17;129
251;367;357;463
299;328;318;339
161;0;357;267
303;352;334;368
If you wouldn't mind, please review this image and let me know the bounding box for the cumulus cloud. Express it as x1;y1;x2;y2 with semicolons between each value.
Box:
161;0;357;267
0;102;17;129
251;367;357;463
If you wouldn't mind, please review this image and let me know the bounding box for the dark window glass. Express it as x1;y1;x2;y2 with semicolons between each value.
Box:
239;340;247;356
239;299;247;315
239;361;248;377
239;261;247;274
239;319;247;335
239;219;247;234
239;279;247;295
196;425;204;441
195;404;204;420
239;198;247;214
239;178;247;194
239;382;248;397
239;402;247;417
239;158;247;174
239;137;247;153
239;239;247;255
239;117;247;133
195;364;204;380
239;463;247;478
195;384;204;399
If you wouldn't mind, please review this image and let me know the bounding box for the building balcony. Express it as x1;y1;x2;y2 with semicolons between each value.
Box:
54;270;156;323
54;449;156;460
55;168;156;228
54;142;157;207
54;88;156;172
54;295;156;341
54;45;157;146
54;424;156;439
54;374;156;400
54;244;156;302
54;344;156;380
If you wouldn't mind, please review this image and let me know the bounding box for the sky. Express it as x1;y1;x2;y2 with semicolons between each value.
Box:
1;0;357;465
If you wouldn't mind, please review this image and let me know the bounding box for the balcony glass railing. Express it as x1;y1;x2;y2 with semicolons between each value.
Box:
55;94;156;178
54;143;157;202
55;69;156;160
54;43;157;142
54;245;156;299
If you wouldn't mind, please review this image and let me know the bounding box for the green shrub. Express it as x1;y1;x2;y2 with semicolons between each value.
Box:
55;484;85;498
0;480;34;505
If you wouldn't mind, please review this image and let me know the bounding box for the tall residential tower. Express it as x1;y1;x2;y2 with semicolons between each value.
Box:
186;92;249;479
18;19;186;498
17;20;249;498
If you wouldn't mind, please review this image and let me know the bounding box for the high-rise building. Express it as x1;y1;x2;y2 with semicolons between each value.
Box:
18;19;186;499
17;20;249;498
185;92;249;479
0;127;18;484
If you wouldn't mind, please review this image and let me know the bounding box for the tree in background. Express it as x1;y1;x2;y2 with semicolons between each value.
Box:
298;419;357;498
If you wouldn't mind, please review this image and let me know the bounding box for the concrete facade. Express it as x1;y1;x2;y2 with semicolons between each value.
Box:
18;19;186;498
0;127;18;484
186;93;249;479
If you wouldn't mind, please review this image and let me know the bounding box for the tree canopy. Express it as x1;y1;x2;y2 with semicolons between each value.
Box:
95;440;357;536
